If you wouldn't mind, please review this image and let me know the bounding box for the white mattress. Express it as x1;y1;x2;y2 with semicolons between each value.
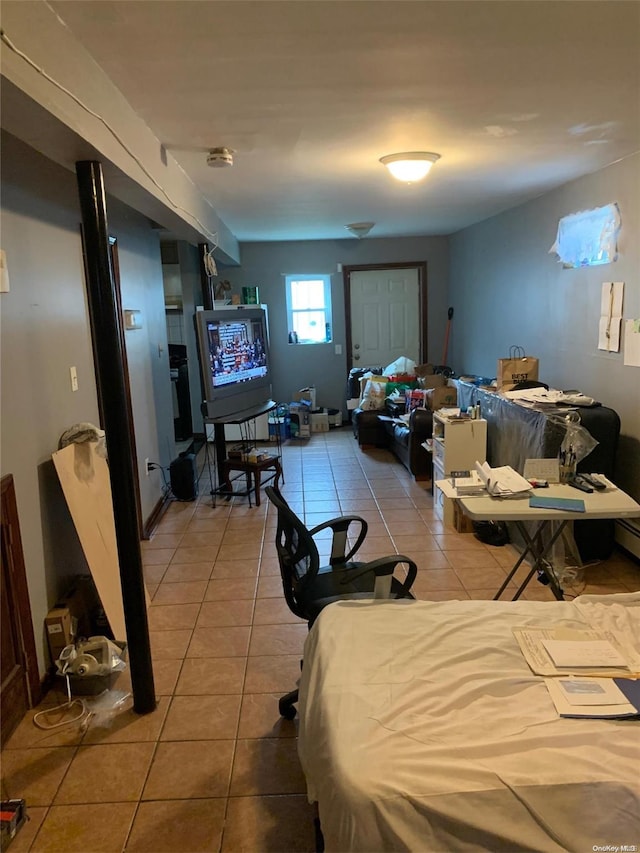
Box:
298;593;640;852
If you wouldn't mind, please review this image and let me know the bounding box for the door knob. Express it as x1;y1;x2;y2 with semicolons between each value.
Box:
354;343;360;350
354;354;360;360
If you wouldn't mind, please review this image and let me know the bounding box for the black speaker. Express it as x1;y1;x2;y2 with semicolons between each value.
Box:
170;453;198;501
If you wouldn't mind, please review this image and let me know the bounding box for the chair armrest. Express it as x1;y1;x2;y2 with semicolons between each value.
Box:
308;516;368;563
342;554;417;597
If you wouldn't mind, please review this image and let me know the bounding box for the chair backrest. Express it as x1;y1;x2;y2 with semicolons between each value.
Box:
265;486;320;620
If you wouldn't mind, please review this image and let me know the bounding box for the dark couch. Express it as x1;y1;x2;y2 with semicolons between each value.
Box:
352;404;433;480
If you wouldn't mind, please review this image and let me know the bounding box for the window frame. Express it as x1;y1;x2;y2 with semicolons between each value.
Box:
285;274;332;345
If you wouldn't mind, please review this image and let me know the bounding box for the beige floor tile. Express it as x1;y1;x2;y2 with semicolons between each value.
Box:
142;532;184;550
170;546;220;564
3;707;85;750
54;742;154;803
30;802;137;853
156;516;192;534
83;696;169;744
161;694;241;741
238;694;298;739
256;575;285;598
412;552;452;570
445;549;501;570
244;655;302;694
143;564;167;585
162;561;214;583
205;576;258;600
143;740;234;799
0;747;76;806
217;542;262;562
253;598;303;625
126;798;226;852
418;589;470;601
152;581;208;605
178;530;225;548
455;566;512;589
222;794;316;852
230;738;306;795
187;626;251;657
176;657;247;695
465;588;508;600
210;559;260;578
147;603;201;631
142;548;175;566
150;659;182;695
390;533;440;553
5;805;47;852
150;630;193;660
249;624;308;657
196;599;255;627
258;557;283;576
434;532;487;551
414;568;465;590
222;529;265;546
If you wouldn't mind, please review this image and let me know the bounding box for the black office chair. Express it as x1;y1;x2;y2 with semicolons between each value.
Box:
265;485;417;718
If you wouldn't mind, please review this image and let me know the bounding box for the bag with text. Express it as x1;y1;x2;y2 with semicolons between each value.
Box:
497;346;539;391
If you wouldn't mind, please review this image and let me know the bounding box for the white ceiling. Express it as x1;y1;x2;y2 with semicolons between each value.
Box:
48;0;640;242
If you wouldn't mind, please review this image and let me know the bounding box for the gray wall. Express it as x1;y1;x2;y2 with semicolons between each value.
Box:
0;131;172;675
221;236;449;411
449;153;640;500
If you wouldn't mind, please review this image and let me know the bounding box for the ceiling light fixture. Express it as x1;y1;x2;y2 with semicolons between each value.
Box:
379;151;441;183
345;222;375;239
206;147;234;168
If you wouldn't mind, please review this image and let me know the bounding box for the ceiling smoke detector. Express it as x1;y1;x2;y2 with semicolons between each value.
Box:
206;147;234;168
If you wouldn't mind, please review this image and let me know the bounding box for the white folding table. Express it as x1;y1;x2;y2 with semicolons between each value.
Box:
457;485;640;600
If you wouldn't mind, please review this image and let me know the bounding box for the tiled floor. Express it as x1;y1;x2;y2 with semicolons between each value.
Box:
2;428;638;852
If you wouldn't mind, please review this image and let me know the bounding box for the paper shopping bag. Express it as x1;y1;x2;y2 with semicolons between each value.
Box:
497;346;539;391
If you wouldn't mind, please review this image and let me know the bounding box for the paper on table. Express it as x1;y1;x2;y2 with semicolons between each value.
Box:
523;458;560;483
541;639;628;668
475;460;532;497
545;678;638;718
513;627;640;677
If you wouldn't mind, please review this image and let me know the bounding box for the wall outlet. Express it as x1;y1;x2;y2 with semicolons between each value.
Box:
69;366;79;392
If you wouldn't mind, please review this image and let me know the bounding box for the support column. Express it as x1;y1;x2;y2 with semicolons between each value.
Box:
75;160;156;714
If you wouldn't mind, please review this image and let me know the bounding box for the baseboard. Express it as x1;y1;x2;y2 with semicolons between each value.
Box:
142;490;173;539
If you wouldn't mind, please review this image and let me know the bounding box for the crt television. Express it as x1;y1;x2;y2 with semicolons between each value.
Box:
195;306;273;420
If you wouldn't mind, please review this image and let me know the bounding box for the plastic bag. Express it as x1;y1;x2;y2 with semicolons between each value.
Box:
382;357;416;377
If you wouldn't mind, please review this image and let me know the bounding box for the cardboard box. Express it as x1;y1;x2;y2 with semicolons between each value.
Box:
311;411;330;432
45;606;76;663
417;374;446;390
293;387;317;409
453;500;475;534
426;385;458;411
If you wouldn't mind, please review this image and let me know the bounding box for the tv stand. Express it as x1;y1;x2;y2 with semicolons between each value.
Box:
206;400;278;488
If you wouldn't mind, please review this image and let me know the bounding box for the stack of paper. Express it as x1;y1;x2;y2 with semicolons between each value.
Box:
449;471;485;495
474;461;532;498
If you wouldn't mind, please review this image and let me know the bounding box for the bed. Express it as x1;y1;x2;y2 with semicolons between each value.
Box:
297;593;640;852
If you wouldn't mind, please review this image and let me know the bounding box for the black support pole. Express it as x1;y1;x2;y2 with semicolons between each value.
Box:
75;160;156;714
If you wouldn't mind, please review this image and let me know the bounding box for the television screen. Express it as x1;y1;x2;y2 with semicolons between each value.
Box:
195;307;273;420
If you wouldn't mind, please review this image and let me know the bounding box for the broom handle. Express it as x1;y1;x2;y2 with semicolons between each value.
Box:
442;307;454;364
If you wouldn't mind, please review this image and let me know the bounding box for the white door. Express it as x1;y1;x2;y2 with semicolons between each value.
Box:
349;267;420;369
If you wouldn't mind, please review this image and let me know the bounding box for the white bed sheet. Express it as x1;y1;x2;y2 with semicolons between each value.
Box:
298;593;640;852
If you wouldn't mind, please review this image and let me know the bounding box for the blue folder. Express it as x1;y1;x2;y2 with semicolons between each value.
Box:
529;496;586;513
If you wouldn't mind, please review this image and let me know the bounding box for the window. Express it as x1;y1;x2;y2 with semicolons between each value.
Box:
285;275;332;344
